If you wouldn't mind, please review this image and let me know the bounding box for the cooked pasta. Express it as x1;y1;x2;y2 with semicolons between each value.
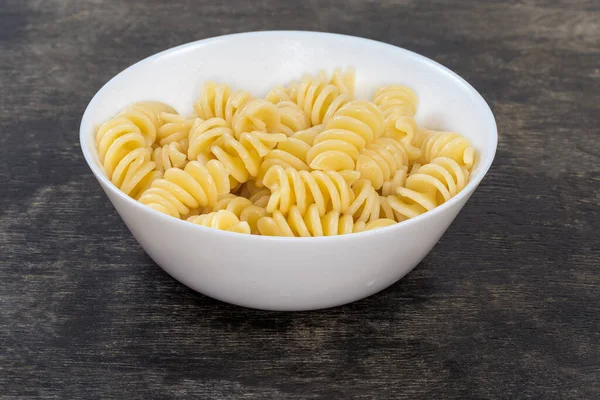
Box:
95;102;172;198
345;179;381;223
187;210;251;234
414;129;475;169
265;85;293;104
152;141;188;173
155;112;195;146
262;165;359;216
193;82;253;126
275;101;309;136
356;137;409;190
295;73;351;126
387;157;469;219
353;217;397;232
119;101;177;146
292;125;325;146
187;117;233;162
210;129;287;183
138;159;231;218
95;69;477;236
209;194;268;234
329;67;355;97
373;85;421;160
307;100;385;171
231;98;282;137
381;167;408;197
255;135;312;185
257;205;358;237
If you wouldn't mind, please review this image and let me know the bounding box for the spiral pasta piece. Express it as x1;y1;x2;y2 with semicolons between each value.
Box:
95;68;478;237
329;67;355;97
262;166;360;216
152;141;188;173
210;129;287;184
344;179;381;223
414;129;475;169
231;99;281;137
373;85;421;160
292;124;325;146
258;204;393;237
387;157;469;219
294;73;351;126
155;112;195;146
95;114;161;198
380;167;408;197
118;101;177;146
356;137;409;190
265;85;295;104
307;100;385;171
238;180;272;208
257;205;356;237
208;194;268;234
255;134;313;186
138;159;231;218
275;101;309;136
187;210;251;234
187;118;233;161
353;217;397;233
193;82;254;126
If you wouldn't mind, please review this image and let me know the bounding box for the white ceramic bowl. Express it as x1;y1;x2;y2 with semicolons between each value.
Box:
80;31;497;311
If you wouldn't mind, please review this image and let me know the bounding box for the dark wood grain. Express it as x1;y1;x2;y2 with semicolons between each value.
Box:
1;0;599;399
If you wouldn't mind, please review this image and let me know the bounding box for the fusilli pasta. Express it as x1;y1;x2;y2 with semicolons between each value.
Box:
386;157;469;219
373;85;421;160
94;69;477;236
187;210;251;234
262;165;359;216
307;100;384;171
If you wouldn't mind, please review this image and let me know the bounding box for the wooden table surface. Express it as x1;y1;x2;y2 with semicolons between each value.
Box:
1;0;599;398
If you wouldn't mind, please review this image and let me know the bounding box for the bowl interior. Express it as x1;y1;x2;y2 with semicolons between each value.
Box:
81;31;497;216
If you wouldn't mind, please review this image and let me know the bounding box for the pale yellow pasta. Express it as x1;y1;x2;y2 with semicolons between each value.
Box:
414;129;475;169
355;137;409;190
95;105;168;198
291;125;325;146
377;195;403;221
138;159;231;218
380;167;408;197
329;67;355;97
344;179;381;223
95;68;477;236
307;100;384;171
373;85;421;160
387;157;469;219
294;73;351;126
262;165;360;216
152;141;188;173
187;118;233;161
275;101;309;136
156;112;195;146
257;205;357;237
193;82;253;125
210;129;287;183
231;98;282;137
255;135;312;185
208;194;268;234
187;210;251;234
265;85;293;104
353;217;397;232
119;101;177;146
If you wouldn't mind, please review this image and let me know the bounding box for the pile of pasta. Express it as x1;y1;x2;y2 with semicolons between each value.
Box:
95;68;475;237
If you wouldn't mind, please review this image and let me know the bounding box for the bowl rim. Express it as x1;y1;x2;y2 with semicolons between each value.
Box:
80;30;498;242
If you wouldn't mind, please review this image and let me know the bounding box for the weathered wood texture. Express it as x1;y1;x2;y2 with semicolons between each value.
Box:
1;0;599;398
